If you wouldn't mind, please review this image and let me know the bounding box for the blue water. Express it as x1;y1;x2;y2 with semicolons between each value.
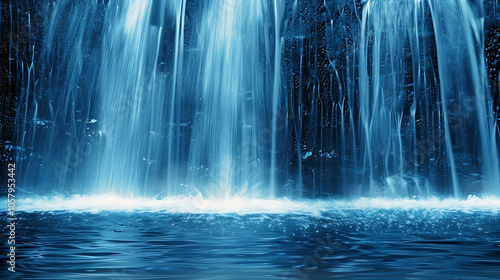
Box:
6;206;500;279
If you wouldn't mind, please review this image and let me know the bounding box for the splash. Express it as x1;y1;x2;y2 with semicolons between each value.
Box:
17;195;500;214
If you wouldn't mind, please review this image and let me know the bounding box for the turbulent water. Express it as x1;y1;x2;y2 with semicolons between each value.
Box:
13;0;500;199
6;206;500;279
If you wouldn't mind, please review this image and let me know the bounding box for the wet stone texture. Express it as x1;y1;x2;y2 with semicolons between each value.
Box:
486;25;500;112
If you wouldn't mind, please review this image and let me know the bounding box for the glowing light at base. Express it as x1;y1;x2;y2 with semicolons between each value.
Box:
18;195;500;214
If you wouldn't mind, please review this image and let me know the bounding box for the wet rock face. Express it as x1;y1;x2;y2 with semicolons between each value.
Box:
486;25;500;110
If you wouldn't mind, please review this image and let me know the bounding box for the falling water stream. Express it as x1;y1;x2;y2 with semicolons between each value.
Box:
188;0;279;199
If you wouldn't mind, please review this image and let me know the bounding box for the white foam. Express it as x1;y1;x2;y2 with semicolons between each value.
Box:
16;194;500;214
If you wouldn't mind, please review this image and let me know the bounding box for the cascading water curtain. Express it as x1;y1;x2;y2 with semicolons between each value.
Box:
428;0;500;196
14;0;500;199
359;0;437;197
15;0;289;199
358;0;500;197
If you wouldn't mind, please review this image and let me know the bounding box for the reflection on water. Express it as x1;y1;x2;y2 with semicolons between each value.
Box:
8;207;500;279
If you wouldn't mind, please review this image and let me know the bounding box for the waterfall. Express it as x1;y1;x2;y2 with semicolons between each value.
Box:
14;0;500;199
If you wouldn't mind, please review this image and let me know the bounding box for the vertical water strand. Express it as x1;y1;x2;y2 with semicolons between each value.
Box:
291;0;303;198
345;6;359;197
297;36;304;198
460;0;500;195
359;1;373;195
409;0;421;180
359;0;421;196
166;0;186;196
427;0;461;197
15;0;29;186
95;0;168;196
428;0;500;196
270;0;284;198
285;0;305;197
188;0;274;199
339;98;346;193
